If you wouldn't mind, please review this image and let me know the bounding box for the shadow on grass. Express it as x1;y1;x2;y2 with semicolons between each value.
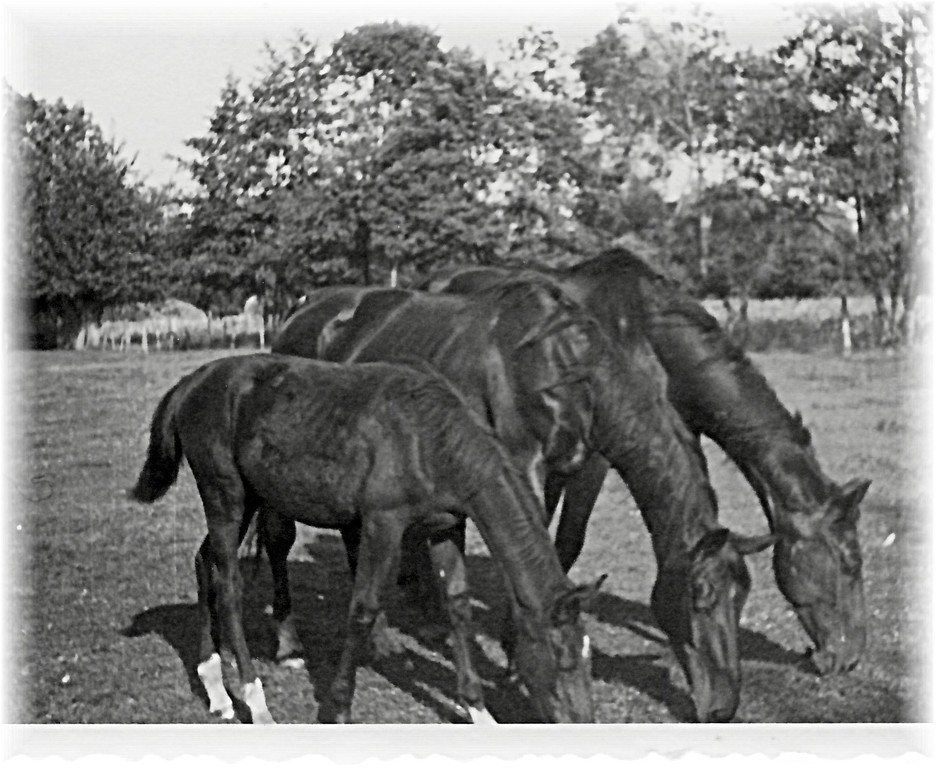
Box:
121;602;211;712
590;591;808;670
121;534;809;724
121;537;536;723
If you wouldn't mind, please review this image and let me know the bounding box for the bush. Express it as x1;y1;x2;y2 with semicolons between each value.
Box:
701;296;880;353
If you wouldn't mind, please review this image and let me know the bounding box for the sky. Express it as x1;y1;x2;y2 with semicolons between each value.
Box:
2;0;806;190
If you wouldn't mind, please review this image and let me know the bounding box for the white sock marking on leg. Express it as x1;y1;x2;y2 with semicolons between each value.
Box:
468;706;498;725
243;678;274;724
196;653;234;719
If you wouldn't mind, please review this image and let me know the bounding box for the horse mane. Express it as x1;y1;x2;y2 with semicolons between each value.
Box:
473;274;604;344
386;364;564;594
393;367;573;604
567;247;813;450
384;361;519;491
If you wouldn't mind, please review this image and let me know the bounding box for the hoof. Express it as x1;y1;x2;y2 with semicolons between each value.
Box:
278;655;306;670
369;628;402;659
274;615;305;662
414;622;450;645
211;698;236;720
468;706;498;725
197;653;235;719
251;709;276;725
242;679;274;725
317;702;350;724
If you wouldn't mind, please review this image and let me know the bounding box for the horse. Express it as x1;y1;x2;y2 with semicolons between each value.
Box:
272;279;775;722
419;247;871;676
129;354;600;724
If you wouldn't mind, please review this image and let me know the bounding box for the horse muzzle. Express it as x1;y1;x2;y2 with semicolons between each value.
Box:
683;646;741;723
692;670;740;723
808;639;863;676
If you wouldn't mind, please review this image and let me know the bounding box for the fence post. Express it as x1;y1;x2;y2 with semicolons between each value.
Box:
840;295;852;356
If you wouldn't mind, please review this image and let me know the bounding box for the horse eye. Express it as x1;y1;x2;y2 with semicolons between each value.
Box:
692;579;716;610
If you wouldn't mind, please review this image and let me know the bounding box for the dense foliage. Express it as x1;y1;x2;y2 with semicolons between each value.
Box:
5;85;169;347
8;5;930;348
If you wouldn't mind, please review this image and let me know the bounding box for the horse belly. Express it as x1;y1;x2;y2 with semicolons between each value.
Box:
268;496;357;529
238;435;366;528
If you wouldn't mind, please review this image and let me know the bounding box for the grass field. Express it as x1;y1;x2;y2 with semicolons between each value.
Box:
6;346;928;725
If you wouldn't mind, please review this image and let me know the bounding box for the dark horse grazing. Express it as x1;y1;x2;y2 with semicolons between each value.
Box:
420;247;871;676
272;279;775;722
129;355;600;724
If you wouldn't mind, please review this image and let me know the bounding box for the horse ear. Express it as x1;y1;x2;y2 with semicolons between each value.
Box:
553;574;608;624
691;528;731;559
834;478;871;524
729;531;778;556
791;410;812;445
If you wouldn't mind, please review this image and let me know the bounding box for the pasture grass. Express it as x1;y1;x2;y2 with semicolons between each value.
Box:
8;347;927;724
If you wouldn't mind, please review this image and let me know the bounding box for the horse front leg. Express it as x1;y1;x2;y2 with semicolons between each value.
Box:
553;455;610;572
543;473;565;525
260;509;304;666
341;518;399;658
319;510;406;724
404;524;452;643
428;527;496;724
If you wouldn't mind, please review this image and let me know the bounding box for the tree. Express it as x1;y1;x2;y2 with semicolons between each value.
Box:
748;4;931;343
179;22;610;307
177;35;328;317
6;85;164;348
575;6;741;281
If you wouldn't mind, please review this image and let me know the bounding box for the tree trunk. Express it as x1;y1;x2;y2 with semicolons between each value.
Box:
737;292;749;350
697;210;711;283
873;289;887;347
721;297;737;339
352;218;372;286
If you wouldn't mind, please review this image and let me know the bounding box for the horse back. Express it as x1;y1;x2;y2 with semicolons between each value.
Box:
340;281;601;476
176;354;487;523
274;287;409;359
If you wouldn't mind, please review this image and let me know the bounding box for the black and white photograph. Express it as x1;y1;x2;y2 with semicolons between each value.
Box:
2;0;931;762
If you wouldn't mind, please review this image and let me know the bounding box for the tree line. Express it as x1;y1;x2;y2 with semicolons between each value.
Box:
7;4;930;349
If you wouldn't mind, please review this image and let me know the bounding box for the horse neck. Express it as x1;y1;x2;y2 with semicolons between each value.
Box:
588;355;719;566
747;438;835;524
565;263;832;527
466;466;570;620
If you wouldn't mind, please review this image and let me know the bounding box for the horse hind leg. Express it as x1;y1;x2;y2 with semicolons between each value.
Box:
201;485;274;724
318;510;408;724
195;535;235;719
429;528;496;725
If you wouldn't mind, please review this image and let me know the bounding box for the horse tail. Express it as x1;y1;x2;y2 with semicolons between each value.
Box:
128;377;186;503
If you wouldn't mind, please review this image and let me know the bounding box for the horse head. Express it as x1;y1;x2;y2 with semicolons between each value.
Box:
512;576;605;723
772;477;871;676
652;528;775;723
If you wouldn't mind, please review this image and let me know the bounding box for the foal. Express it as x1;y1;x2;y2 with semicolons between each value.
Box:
130;354;598;724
